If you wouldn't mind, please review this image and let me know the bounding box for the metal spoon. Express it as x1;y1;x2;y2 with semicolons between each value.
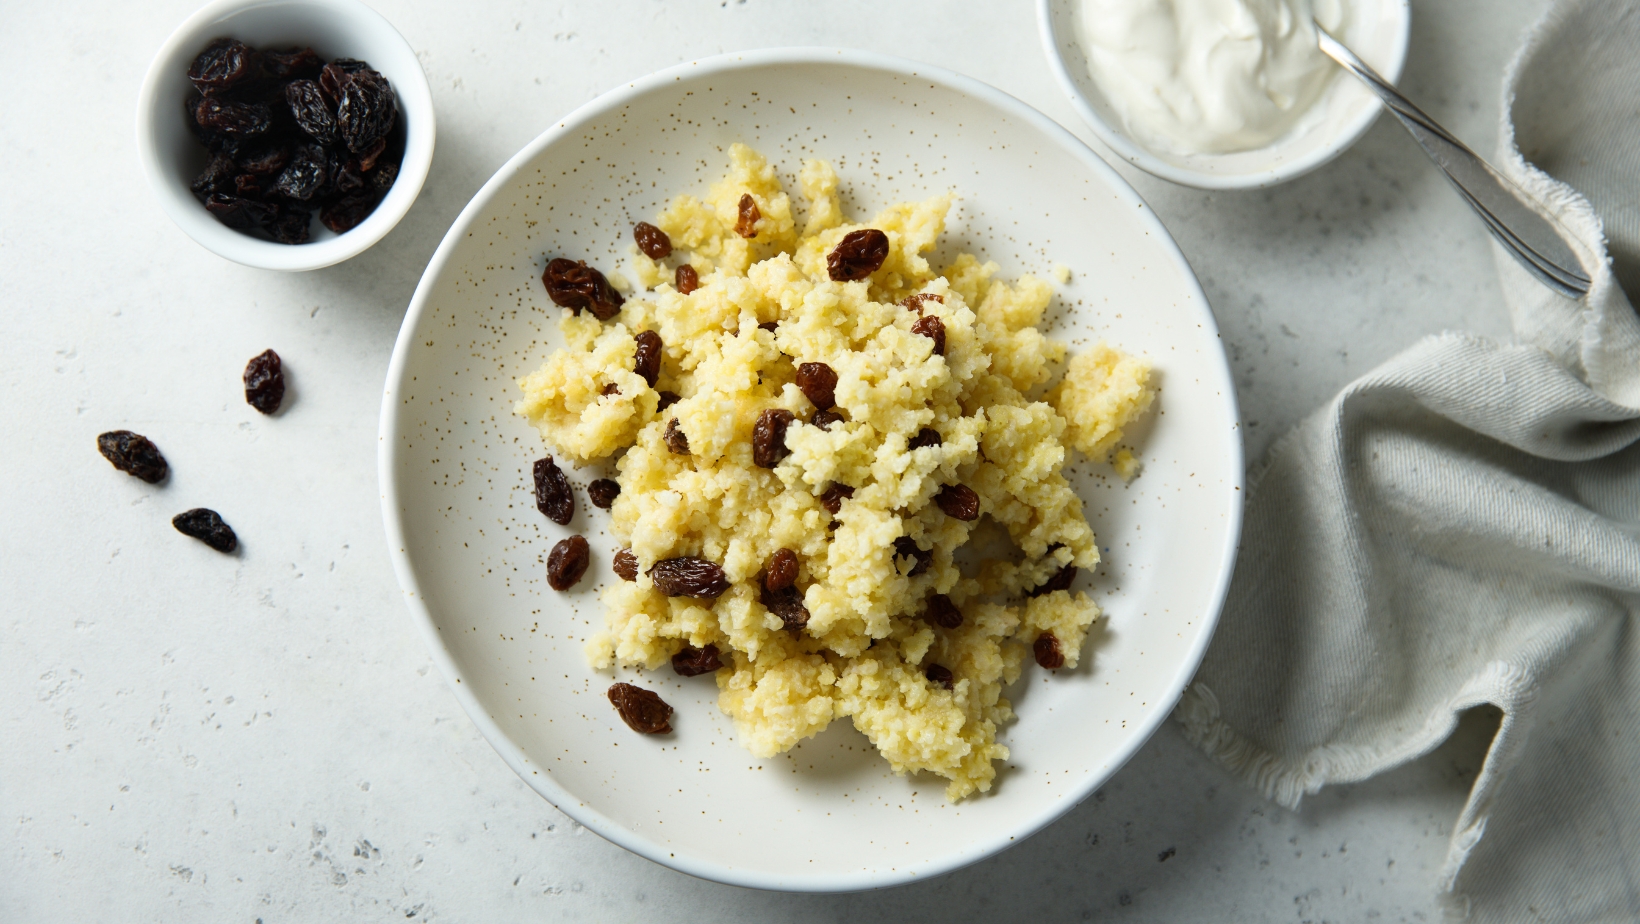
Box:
1316;24;1591;299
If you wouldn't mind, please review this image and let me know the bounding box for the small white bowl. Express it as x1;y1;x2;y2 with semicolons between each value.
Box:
136;0;434;271
1038;0;1409;189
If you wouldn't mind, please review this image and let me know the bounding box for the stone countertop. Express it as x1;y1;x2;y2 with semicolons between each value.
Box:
1;0;1540;919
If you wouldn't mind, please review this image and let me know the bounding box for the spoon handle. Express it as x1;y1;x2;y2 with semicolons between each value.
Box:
1316;26;1591;299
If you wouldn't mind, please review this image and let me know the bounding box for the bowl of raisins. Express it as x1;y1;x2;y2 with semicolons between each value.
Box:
137;0;434;271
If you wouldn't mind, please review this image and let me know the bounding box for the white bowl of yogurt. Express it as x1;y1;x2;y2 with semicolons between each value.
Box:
1038;0;1409;189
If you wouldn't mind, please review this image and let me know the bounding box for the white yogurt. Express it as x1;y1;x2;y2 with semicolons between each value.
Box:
1076;0;1346;154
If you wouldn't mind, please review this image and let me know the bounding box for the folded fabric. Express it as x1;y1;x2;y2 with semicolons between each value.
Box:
1173;1;1640;920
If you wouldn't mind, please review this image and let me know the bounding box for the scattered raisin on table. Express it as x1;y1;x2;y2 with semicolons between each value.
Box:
546;536;590;590
827;229;890;281
187;39;260;95
532;456;574;525
893;536;933;576
925;664;955;690
649;557;730;598
674;264;699;295
657;391;681;412
542;258;624;320
613;547;639;581
819;483;854;515
908;428;942;450
764;548;799;593
811;408;845;431
935;484;980;521
911;315;946;356
633;222;672;259
735;194;761;238
633;330;663;388
173;508;238;553
761;584;810;633
901;293;943;314
1029;565;1078;597
1033;632;1066;670
608;683;673;734
243;349;286;414
664;418;690;455
587;479;621;509
752;408;795;468
97;431;168;483
924;594;963;629
671;644;723;677
795;362;838;411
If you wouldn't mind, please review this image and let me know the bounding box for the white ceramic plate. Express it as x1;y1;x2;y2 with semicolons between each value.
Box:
380;48;1243;891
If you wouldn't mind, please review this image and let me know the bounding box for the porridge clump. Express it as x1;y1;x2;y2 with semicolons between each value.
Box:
515;145;1155;800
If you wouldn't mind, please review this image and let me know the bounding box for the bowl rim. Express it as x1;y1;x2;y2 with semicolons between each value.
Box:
1035;0;1411;190
378;45;1245;892
134;0;435;271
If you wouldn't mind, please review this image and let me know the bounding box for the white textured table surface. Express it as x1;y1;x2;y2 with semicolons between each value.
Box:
2;0;1540;920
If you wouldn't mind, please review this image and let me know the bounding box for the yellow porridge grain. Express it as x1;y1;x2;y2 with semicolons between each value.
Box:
516;144;1156;800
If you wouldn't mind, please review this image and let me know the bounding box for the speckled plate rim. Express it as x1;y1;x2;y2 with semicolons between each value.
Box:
378;46;1244;893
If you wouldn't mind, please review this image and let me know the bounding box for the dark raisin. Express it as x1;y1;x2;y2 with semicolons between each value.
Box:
893;536;932;576
819;483;853;515
795;362;838;411
752;408;796;468
764;548;799;593
337;67;396;154
672;644;723;677
232;173;262;197
827;229;890;281
194;97;273;138
264;204;312;244
908;428;942;450
319;191;379;233
204;193;269;231
924;594;963;629
608;683;673;734
1034;632;1066;670
263;46;324;80
97;431;168;483
634;221;672;259
330;151;367;194
188;39;260;96
675;264;699;294
588;479;621;509
811;408;845;431
532;456;574;525
173;508;238;553
925;664;955;690
1029;565;1078;597
657;391;681;412
542;258;624;320
901;293;944;314
759;321;779;333
935;484;980;521
761;584;810;633
664;418;690;455
243;349;286;414
735;193;761;238
633;331;663;388
613;547;639;581
272;142;328;200
318;61;360;106
546;536;591;590
238;144;290;176
370;160;399;193
600;383;620;396
911;315;946;356
190;153;239;201
649;557;730;598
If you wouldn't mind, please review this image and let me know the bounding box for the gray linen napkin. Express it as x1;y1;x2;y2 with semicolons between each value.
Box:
1173;1;1640;919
